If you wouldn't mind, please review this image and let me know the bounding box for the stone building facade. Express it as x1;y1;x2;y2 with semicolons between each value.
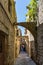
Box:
25;0;43;65
25;29;35;58
37;0;43;65
0;0;17;65
14;28;22;58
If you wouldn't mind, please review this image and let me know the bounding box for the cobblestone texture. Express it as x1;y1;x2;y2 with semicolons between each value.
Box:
14;52;36;65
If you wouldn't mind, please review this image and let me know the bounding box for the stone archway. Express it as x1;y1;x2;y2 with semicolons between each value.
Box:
13;22;37;39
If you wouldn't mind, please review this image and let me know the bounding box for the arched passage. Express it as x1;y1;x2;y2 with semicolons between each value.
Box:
20;41;26;52
19;36;29;53
13;22;37;39
13;22;37;60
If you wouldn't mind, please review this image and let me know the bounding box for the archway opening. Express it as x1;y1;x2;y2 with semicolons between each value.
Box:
20;40;26;53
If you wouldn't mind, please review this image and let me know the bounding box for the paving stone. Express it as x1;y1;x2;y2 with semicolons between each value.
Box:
14;52;36;65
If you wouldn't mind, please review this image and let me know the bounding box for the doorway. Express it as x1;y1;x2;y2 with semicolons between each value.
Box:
0;31;8;65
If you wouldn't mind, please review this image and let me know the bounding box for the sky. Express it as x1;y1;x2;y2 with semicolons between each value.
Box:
15;0;30;35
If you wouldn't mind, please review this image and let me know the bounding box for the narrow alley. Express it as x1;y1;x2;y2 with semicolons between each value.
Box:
14;52;36;65
0;0;43;65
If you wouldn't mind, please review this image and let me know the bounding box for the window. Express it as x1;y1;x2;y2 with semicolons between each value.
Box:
8;0;12;14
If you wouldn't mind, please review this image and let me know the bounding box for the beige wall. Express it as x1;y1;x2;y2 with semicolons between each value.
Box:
16;37;20;57
0;0;8;11
0;0;17;64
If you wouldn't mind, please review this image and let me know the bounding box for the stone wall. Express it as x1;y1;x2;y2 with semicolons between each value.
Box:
0;0;8;11
37;24;43;65
30;41;36;61
36;0;43;65
0;3;14;65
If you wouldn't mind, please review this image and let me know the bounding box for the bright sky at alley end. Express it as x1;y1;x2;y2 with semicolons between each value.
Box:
14;0;30;35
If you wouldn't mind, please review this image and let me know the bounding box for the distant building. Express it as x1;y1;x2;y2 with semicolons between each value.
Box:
16;36;29;56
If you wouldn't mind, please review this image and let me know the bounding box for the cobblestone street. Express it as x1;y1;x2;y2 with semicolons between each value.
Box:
14;52;36;65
